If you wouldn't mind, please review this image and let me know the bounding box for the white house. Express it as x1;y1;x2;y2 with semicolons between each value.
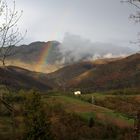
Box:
74;91;81;95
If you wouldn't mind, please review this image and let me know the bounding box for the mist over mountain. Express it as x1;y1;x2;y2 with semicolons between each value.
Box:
59;33;137;64
5;33;138;73
46;53;140;92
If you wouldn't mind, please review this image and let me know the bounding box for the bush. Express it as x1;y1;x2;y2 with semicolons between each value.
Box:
23;90;53;140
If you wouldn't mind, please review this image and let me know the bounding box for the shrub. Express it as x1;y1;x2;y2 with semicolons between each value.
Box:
23;90;53;140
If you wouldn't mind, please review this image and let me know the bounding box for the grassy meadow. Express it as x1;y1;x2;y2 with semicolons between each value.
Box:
0;88;139;140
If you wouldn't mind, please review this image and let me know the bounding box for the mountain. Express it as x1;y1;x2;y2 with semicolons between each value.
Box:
46;53;140;92
10;40;134;65
5;41;63;73
45;61;96;88
60;33;136;64
0;53;139;92
8;41;62;64
0;66;51;91
5;38;137;73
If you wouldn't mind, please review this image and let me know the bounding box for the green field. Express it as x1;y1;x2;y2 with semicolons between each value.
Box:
42;94;135;128
0;91;139;140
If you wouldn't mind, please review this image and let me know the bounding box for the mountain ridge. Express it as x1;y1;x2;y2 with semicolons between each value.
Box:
0;53;139;92
0;66;51;91
45;53;140;92
5;40;137;71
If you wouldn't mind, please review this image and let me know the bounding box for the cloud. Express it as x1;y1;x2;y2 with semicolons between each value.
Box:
103;53;127;59
6;0;140;47
59;33;136;63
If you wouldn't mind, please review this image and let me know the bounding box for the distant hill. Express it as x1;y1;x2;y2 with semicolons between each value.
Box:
9;41;134;65
0;53;139;92
8;41;62;64
0;66;51;91
5;41;63;73
45;61;97;88
60;33;137;64
3;39;137;73
46;53;140;92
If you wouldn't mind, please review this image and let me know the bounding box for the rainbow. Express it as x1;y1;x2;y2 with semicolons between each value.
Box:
36;42;53;72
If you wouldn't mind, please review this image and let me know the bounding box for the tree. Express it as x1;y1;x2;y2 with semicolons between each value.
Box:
122;0;140;44
0;0;26;66
122;0;140;21
23;90;52;140
133;110;140;140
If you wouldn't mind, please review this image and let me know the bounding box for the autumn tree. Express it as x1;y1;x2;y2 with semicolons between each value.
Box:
0;0;26;66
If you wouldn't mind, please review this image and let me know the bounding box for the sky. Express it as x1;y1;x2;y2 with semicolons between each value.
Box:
7;0;140;48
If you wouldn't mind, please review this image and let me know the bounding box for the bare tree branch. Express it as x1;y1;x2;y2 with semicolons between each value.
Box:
121;0;140;46
0;0;26;66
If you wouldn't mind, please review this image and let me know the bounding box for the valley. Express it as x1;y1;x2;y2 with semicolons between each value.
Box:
0;0;140;139
0;53;139;140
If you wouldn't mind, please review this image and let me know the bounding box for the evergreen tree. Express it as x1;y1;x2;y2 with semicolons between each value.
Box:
23;90;52;140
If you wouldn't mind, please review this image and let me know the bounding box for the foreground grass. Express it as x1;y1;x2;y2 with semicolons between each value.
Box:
79;93;140;117
43;94;134;128
0;91;138;140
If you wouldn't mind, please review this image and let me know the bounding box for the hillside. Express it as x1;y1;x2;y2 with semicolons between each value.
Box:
46;53;140;92
8;41;134;65
3;39;137;73
5;41;63;73
68;53;140;91
45;61;97;88
0;53;139;92
8;41;62;64
0;66;51;91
